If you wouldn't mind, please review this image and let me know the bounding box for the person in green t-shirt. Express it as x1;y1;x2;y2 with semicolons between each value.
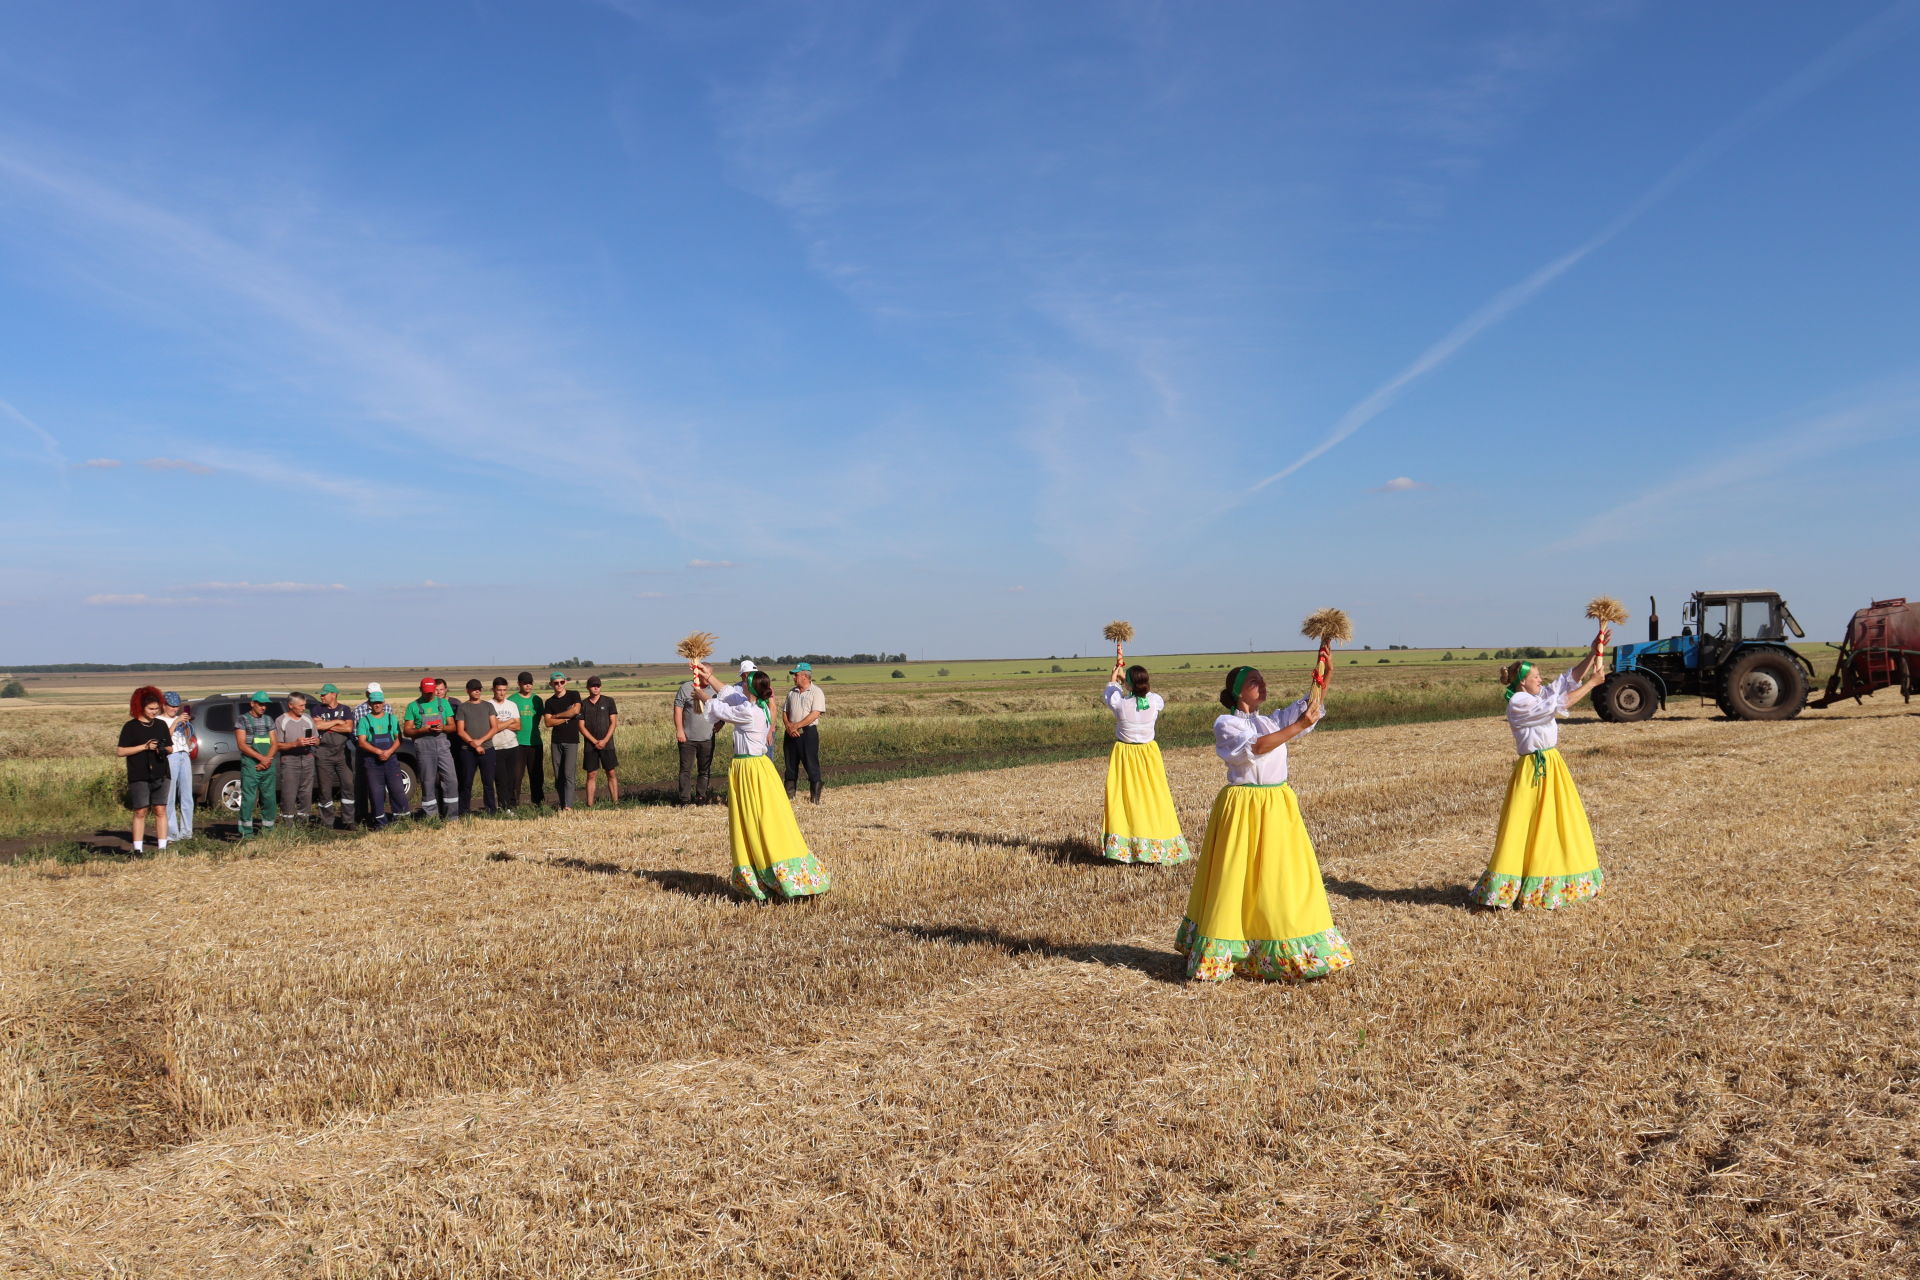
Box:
403;676;458;819
511;671;546;807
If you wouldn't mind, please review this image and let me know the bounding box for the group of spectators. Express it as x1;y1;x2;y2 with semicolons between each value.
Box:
115;661;829;845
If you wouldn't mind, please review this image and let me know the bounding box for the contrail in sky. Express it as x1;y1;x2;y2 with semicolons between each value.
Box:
0;396;67;470
1249;0;1920;495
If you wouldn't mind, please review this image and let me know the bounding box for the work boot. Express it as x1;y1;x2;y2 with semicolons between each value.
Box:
809;783;823;805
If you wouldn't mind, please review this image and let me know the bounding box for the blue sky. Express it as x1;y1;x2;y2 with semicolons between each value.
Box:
2;1;1917;667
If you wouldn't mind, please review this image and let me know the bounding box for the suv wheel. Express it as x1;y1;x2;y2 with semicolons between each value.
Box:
215;769;244;813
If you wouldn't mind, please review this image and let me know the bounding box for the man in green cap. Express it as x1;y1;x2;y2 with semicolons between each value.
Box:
782;662;827;804
234;691;279;836
311;683;356;829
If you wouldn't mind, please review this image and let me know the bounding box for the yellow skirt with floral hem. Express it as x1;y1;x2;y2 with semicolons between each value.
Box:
727;755;830;901
1175;783;1352;983
1469;747;1603;910
1101;740;1190;864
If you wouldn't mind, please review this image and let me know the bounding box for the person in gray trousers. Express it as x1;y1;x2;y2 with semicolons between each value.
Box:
274;692;320;820
541;671;583;810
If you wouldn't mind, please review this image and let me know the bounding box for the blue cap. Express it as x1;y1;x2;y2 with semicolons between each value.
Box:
163;691;181;707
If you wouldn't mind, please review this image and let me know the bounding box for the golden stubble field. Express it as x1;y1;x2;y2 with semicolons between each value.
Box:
3;700;1917;1278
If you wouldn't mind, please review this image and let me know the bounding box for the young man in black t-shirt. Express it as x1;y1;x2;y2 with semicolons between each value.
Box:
579;675;620;806
541;672;583;810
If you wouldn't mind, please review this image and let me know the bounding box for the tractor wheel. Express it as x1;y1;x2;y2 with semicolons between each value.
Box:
1594;672;1658;722
1720;649;1807;721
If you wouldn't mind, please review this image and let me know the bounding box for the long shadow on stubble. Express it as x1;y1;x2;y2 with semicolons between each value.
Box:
1322;875;1466;908
928;829;1109;866
487;850;737;901
885;922;1187;985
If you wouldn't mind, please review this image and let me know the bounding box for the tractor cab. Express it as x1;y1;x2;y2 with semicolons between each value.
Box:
1597;589;1811;722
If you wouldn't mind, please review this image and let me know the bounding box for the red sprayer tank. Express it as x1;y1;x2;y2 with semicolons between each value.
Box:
1810;598;1920;706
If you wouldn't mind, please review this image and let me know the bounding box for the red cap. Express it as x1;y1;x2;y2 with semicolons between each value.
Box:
419;677;436;692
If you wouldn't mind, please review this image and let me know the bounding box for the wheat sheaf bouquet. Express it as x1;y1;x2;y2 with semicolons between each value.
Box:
1301;607;1353;716
1585;596;1629;628
1102;620;1135;645
676;632;717;663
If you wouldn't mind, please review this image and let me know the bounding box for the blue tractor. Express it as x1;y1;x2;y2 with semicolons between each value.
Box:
1593;589;1812;722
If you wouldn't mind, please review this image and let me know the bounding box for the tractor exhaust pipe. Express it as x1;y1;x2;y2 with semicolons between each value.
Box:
1648;596;1659;644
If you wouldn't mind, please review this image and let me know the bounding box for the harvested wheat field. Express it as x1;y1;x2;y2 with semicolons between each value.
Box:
4;702;1918;1278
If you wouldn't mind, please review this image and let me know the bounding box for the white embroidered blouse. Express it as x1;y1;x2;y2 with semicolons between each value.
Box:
707;683;776;756
1102;682;1164;743
1506;671;1580;755
1213;696;1318;785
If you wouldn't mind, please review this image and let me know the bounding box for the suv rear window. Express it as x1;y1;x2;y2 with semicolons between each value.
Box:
203;704;235;733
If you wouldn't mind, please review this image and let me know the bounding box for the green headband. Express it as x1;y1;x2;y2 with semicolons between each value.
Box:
1504;661;1534;701
1229;666;1255;704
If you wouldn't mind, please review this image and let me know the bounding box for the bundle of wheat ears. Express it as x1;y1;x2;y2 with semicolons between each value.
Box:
1585;596;1629;627
675;632;717;662
1301;608;1353;715
1102;620;1135;645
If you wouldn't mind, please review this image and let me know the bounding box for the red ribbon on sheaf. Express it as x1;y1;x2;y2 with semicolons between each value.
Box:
1312;642;1332;690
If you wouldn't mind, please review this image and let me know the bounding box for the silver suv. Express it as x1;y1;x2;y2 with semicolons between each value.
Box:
188;692;418;820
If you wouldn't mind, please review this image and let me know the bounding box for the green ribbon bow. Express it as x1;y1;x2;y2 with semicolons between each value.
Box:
1504;660;1534;701
1528;749;1547;784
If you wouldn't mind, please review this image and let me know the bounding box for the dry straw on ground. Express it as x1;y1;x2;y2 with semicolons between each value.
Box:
1102;620;1135;645
675;631;718;661
1586;595;1630;626
4;701;1919;1277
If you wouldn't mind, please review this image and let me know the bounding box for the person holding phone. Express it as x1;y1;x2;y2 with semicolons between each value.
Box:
116;685;173;853
274;692;320;822
160;691;197;842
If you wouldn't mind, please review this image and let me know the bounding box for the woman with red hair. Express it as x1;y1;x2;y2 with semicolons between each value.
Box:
115;685;173;853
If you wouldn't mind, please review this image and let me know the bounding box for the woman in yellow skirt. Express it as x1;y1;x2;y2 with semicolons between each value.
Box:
1468;626;1609;910
1100;648;1190;864
691;661;831;902
1176;666;1352;983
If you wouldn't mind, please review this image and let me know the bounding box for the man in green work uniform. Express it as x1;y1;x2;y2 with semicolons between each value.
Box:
404;676;459;820
235;691;280;836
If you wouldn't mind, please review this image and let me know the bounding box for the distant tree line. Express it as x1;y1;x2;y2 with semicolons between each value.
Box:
1491;647;1578;660
0;659;322;673
731;652;908;666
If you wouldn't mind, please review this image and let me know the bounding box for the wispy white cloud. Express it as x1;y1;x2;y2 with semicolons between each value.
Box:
77;457;121;469
141;456;216;474
0;139;682;525
1250;2;1920;497
1373;476;1429;493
